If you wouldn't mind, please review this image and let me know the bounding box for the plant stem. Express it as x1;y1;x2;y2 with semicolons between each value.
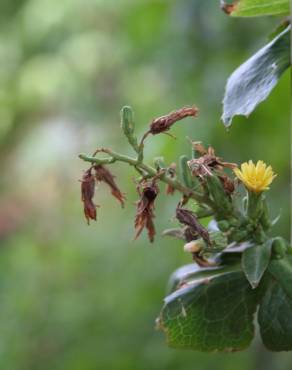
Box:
79;149;212;206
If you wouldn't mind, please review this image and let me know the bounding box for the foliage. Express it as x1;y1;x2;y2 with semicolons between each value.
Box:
0;0;290;368
222;25;290;126
79;104;291;351
221;0;290;126
221;0;290;17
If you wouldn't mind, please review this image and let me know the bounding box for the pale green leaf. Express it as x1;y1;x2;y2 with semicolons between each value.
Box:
222;25;290;127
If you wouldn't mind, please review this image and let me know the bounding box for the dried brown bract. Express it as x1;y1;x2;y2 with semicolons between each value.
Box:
219;174;235;195
192;253;217;267
176;207;211;245
220;0;238;15
94;165;125;207
192;141;207;156
134;179;159;243
165;163;176;195
81;168;97;224
188;145;237;178
149;106;198;135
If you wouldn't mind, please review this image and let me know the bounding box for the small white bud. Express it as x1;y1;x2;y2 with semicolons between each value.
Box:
183;240;203;253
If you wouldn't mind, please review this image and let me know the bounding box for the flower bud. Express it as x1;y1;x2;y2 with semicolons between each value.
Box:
153;156;166;171
179;155;194;188
120;106;139;152
272;237;287;259
247;191;263;221
259;198;271;231
217;220;230;232
184;240;204;253
205;174;233;216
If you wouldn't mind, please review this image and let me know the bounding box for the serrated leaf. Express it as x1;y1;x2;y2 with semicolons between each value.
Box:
221;0;290;17
242;242;272;289
222;25;290;127
158;271;260;351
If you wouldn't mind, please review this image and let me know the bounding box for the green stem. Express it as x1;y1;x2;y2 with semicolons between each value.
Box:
79;149;211;205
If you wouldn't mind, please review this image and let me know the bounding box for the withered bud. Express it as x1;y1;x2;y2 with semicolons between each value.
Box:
94;165;125;208
192;141;207;156
192;253;217;267
219;174;235;195
149;106;198;135
184;226;198;242
220;1;238;15
166;163;176;195
81;168;98;224
134;180;159;243
176;207;211;245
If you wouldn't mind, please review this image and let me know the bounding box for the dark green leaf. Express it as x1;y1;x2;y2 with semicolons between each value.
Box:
158;271;260;351
242;242;272;289
259;281;292;351
268;255;292;299
222;25;290;127
221;0;290;17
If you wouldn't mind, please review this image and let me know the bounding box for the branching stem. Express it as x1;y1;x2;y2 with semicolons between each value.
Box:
79;148;212;206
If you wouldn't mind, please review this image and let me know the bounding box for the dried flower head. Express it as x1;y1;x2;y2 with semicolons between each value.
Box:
149;106;198;135
81;168;98;224
94;165;125;207
134;180;159;243
188;145;237;178
176;207;211;245
234;160;276;193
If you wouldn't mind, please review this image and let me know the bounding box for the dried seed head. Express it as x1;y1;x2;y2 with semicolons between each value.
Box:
149;106;198;135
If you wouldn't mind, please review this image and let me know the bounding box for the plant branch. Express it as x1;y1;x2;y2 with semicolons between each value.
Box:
79;148;212;206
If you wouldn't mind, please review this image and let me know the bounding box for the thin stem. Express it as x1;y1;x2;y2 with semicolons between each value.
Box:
79;149;212;206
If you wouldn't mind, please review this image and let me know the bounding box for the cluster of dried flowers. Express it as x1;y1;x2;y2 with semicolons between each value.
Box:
80;105;276;266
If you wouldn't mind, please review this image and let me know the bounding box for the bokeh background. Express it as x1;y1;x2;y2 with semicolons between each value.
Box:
0;1;290;369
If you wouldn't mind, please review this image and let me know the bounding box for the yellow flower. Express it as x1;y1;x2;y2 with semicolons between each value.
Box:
234;160;276;193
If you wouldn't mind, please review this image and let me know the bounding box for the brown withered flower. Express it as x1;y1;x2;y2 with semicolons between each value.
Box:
81;168;98;224
134;179;159;243
94;165;125;207
176;206;211;245
176;207;217;267
188;144;237;178
149;106;198;136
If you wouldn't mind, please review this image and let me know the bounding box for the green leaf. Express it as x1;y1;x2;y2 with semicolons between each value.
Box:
242;242;272;289
222;25;290;127
158;271;260;351
221;0;290;17
258;256;292;351
167;260;240;294
268;255;292;299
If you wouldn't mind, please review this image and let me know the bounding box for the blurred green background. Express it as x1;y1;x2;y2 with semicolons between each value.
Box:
0;1;290;369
